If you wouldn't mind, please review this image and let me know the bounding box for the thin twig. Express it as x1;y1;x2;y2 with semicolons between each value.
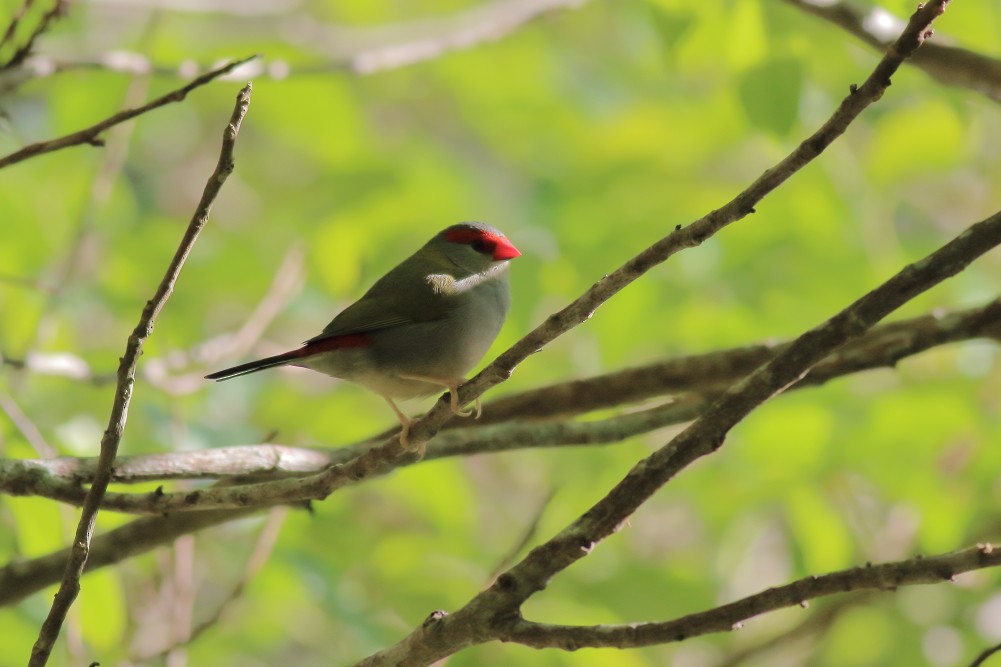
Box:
970;640;1001;667
497;545;1001;650
0;0;67;71
0;55;256;169
26;82;253;667
0;244;305;389
0;392;57;457
782;0;1001;103
0;509;259;607
713;594;871;667
487;488;557;584
2;0;582;84
0;0;36;55
135;508;288;662
10;61;157;400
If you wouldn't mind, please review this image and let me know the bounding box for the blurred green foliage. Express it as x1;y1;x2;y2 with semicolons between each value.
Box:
1;0;1000;665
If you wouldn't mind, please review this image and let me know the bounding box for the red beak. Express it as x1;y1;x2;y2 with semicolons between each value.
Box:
493;238;521;261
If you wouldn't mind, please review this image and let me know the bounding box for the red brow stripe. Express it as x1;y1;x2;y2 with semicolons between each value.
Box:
444;228;501;244
300;334;373;355
444;228;521;261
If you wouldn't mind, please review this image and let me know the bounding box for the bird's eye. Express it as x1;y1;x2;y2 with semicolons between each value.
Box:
471;239;492;254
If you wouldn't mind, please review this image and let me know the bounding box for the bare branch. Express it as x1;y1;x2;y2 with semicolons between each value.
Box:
470;296;1001;425
495;545;1001;650
353;197;1000;666
0;509;258;607
1;243;305;388
313;0;585;75
30;115;994;541
0;392;57;457
3;443;334;485
134;508;288;662
483;208;1001;635
712;594;870;667
4;0;582;84
403;0;950;451
0;55;256;169
487;489;557;585
7;66;156;402
5;295;996;509
0;0;68;70
782;0;1001;102
26;82;253;667
970;640;1001;667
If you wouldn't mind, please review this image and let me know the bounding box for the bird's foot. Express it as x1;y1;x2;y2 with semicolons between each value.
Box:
446;385;482;419
383;396;421;452
401;374;480;419
448;388;474;418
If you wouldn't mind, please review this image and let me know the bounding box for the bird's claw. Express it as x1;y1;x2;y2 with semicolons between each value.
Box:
449;391;481;419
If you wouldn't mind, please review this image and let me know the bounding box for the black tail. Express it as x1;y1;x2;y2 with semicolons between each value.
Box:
205;349;302;381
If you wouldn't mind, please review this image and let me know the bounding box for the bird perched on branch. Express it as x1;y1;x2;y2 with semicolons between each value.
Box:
206;222;521;447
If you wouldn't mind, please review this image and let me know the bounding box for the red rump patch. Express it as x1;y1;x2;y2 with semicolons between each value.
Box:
300;333;373;355
444;228;521;261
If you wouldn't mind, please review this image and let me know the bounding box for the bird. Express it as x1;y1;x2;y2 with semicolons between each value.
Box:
206;222;520;447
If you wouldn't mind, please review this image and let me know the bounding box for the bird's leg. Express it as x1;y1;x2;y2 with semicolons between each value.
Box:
401;374;481;418
382;396;415;448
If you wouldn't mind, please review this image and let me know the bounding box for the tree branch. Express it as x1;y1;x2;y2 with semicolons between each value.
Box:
782;0;1001;103
494;545;1001;650
970;639;1001;667
2;0;582;85
712;594;870;667
402;0;950;451
0;243;305;389
164;0;943;516
26;82;252;667
132;507;288;663
466;295;1001;425
0;0;68;71
351;198;1001;665
0;55;256;169
5;295;995;510
0;508;258;607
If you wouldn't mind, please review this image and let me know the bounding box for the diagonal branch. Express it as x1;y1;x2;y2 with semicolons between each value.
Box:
970;640;1001;667
456;295;1001;425
404;0;950;449
712;594;870;667
0;55;256;169
26;83;253;667
0;0;68;71
782;0;1001;103
497;544;1001;650
352;201;1000;665
485;210;1001;628
175;0;944;511
0;508;258;607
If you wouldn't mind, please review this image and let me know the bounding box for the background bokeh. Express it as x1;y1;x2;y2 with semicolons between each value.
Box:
2;1;1001;665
